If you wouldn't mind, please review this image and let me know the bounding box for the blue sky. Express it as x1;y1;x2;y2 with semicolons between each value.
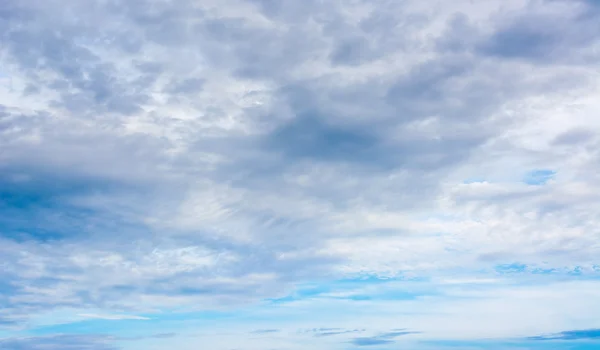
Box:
1;0;600;349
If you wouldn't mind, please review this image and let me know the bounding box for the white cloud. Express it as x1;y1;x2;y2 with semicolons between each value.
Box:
77;314;150;321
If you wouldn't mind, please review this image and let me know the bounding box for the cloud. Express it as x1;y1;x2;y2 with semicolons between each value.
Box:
477;0;600;63
350;330;419;346
528;329;600;341
263;115;380;164
250;329;280;334
310;328;365;337
0;0;599;348
118;332;177;341
0;335;119;350
77;314;150;321
351;337;394;346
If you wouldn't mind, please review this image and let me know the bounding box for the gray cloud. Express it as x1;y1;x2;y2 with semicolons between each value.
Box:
552;128;596;145
478;0;600;63
263;115;380;164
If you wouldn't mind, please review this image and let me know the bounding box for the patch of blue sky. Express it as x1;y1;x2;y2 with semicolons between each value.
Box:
491;264;599;278
327;290;429;302
463;177;487;184
265;276;433;305
495;263;528;274
0;330;13;339
265;284;332;304
29;319;156;338
568;266;584;276
523;170;556;185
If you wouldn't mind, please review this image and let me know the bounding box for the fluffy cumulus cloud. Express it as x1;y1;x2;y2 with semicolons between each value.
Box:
1;0;600;349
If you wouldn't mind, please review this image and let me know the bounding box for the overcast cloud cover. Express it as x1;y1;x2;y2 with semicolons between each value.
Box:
1;0;600;349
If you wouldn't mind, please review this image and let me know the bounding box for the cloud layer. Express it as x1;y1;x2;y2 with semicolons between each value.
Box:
1;0;600;349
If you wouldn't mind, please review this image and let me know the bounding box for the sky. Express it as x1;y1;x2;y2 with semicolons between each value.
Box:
0;0;600;349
